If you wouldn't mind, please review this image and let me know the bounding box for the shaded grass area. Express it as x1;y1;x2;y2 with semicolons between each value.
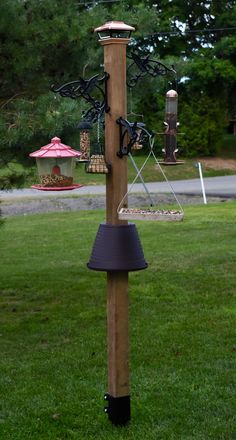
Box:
0;204;236;439
221;134;236;156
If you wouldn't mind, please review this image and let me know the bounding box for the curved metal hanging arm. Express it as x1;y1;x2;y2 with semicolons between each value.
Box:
116;117;154;158
51;72;110;123
127;51;176;88
116;118;138;157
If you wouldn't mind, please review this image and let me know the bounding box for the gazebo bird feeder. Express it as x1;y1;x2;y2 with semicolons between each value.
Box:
29;137;82;191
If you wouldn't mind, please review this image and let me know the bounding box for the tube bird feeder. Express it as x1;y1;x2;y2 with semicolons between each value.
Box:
130;122;145;150
77;121;92;162
162;90;184;165
29;137;82;190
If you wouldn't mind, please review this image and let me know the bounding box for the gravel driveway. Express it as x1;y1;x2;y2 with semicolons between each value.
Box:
0;193;231;217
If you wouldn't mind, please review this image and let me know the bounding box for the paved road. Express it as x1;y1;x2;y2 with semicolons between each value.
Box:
0;175;236;200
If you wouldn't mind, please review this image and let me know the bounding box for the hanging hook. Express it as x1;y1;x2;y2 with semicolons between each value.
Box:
116;117;153;158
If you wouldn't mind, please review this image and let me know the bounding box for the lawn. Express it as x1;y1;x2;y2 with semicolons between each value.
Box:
0;203;236;439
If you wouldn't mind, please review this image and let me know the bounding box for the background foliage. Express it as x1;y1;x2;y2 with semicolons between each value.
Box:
0;0;236;187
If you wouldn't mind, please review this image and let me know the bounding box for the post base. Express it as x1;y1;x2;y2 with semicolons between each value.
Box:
104;394;130;426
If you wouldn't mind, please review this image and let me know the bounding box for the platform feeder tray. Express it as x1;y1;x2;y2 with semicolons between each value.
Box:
118;208;184;222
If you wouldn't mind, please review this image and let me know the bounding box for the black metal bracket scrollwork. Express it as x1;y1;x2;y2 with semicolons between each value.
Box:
127;51;176;88
116;117;152;158
51;72;110;123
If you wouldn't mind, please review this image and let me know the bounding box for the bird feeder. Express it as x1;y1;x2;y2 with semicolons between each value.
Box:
77;121;92;162
166;89;178;114
130;122;145;150
86;143;110;174
161;90;184;165
116;133;184;222
85;117;110;174
29;137;82;191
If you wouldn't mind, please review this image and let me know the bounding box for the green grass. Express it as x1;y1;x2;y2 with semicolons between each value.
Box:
0;204;236;439
221;134;236;157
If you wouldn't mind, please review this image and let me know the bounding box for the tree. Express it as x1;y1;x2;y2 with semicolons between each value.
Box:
0;0;97;187
0;0;235;188
131;0;236;155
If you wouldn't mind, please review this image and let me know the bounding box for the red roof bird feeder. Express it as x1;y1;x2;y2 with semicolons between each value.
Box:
29;137;82;191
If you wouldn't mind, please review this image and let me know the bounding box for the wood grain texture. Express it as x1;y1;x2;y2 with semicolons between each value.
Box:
102;38;130;398
107;271;129;397
103;39;129;225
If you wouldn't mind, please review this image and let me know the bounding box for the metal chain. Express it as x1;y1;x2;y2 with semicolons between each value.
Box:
97;115;100;143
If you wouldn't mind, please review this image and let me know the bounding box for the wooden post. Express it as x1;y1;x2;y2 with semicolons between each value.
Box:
99;35;131;425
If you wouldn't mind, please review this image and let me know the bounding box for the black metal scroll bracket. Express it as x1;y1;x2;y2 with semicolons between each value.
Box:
116;117;152;158
127;51;176;88
116;117;138;157
51;72;110;123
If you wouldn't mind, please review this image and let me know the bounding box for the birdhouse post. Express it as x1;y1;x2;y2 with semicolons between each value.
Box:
90;21;147;426
50;20;148;426
96;21;133;426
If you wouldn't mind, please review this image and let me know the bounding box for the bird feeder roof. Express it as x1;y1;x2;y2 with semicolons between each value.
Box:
94;21;135;33
29;137;82;158
166;90;178;98
77;121;92;130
